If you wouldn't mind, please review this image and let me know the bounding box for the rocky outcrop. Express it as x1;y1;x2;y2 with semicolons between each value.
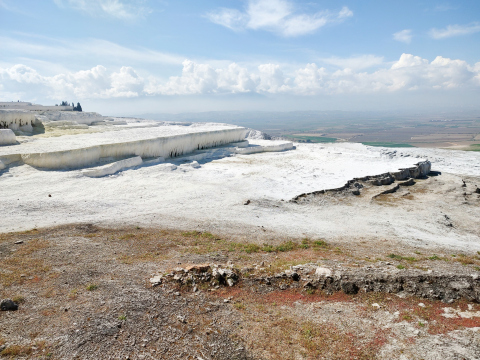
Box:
151;264;240;289
152;262;480;303
291;160;431;202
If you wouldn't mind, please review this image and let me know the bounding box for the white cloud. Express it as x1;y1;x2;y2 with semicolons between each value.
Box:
0;35;184;66
393;29;413;44
53;0;150;20
430;23;480;39
206;0;353;37
205;8;247;31
320;55;384;70
2;54;479;101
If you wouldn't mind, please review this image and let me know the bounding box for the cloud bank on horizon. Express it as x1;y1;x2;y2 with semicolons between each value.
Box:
0;0;479;112
2;54;480;99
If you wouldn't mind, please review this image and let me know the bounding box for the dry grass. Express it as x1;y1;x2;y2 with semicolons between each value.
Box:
0;239;51;287
215;286;480;355
215;288;388;359
0;344;33;357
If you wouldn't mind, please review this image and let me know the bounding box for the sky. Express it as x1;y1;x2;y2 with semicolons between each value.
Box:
1;0;480;115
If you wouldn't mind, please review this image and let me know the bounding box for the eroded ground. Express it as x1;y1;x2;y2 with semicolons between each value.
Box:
1;225;480;359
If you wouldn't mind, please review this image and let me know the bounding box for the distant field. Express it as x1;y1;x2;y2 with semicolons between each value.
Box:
469;144;480;151
362;142;415;148
285;135;337;143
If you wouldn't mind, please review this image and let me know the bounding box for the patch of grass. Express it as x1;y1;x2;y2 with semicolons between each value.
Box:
0;239;51;287
12;295;25;304
305;288;316;295
69;289;78;300
275;241;295;252
234;302;246;310
397;264;405;269
86;284;98;291
0;344;32;357
454;254;477;265
262;244;275;252
362;142;415;148
118;314;127;321
387;253;417;262
244;244;261;254
181;231;218;240
313;240;328;248
429;255;441;260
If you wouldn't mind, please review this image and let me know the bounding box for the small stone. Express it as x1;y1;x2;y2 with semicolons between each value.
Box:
224;299;230;303
193;286;198;292
14;240;23;244
315;267;332;277
1;299;18;311
418;303;425;308
226;278;235;287
413;330;420;336
371;303;381;309
149;275;162;286
174;292;180;296
244;200;250;205
177;315;186;323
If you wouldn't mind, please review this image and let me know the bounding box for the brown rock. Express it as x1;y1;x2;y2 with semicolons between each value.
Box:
185;264;211;273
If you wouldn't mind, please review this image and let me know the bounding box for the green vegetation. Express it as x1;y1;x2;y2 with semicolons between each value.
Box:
469;144;480;151
362;142;415;148
86;284;98;291
284;135;337;143
387;254;417;261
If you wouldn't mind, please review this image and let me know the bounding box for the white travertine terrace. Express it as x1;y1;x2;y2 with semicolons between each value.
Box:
0;109;36;132
0;123;248;169
0;129;16;146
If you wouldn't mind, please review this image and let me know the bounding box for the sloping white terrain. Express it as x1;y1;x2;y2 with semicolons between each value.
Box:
0;123;247;169
0;117;479;252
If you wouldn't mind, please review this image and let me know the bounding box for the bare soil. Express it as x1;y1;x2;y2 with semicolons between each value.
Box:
1;223;480;359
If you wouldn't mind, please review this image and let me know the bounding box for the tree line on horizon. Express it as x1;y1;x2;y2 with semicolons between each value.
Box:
56;101;82;111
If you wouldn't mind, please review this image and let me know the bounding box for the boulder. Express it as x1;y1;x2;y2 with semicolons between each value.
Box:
0;299;18;311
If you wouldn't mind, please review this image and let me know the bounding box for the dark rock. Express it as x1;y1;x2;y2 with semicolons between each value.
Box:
1;299;18;311
290;272;300;281
244;200;250;205
399;178;415;186
351;189;360;196
341;282;359;295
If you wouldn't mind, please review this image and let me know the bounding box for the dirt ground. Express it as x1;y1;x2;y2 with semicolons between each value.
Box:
1;221;480;359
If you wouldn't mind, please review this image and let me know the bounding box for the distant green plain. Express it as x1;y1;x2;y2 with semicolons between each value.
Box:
362;142;415;148
285;135;337;143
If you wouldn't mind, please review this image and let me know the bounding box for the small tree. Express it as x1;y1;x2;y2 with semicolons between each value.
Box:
75;102;82;112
